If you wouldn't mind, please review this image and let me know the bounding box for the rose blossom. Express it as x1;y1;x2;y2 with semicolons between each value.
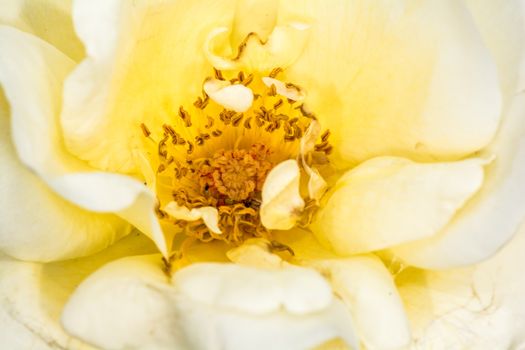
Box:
0;0;524;349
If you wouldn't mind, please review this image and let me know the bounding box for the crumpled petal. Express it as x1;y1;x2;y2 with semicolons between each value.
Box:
306;255;411;350
260;159;305;230
203;79;254;112
164;201;221;234
280;0;501;167
311;157;486;255
62;255;358;350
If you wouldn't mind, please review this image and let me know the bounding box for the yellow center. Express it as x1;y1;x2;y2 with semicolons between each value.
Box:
140;68;331;246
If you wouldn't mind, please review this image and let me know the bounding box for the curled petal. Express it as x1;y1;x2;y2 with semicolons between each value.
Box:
260;159;305;230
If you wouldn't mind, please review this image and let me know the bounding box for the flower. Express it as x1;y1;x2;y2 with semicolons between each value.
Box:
0;0;524;349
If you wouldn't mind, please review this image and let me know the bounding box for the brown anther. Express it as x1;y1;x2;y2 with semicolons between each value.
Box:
179;106;192;127
273;99;283;110
140;123;151;137
212;129;223;137
321;130;331;142
205;116;214;129
243;117;252;129
269;67;283;78
187;142;194;155
232;113;244;127
242;74;254;86
268;84;277;96
157;164;166;173
214;68;224;80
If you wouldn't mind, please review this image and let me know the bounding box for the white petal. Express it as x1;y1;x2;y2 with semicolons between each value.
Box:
390;1;525;268
260;159;305;230
312;157;486;255
307;256;411;350
0;0;84;61
398;223;525;348
0;232;157;349
392;93;525;268
300;121;328;201
203;79;254;112
174;262;332;315
164;201;221;234
62;256;358;350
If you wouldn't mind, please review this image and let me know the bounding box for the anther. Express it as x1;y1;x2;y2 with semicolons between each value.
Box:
140;123;151;137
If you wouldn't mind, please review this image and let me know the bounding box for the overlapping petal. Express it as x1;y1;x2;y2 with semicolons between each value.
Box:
279;0;501;168
0;24;173;258
62;255;358;350
390;0;525;268
311;157;486;255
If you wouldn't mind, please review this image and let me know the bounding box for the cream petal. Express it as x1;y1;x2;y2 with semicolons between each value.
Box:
260;159;305;230
262;76;306;101
397;224;525;348
0;0;84;61
307;256;411;350
311;157;486;255
280;0;501;167
230;0;279;45
0;26;173;257
0;105;130;262
62;256;358;350
464;0;525;100
391;92;525;268
61;0;237;173
203;79;254;112
164;201;221;234
205;21;311;73
0;232;157;349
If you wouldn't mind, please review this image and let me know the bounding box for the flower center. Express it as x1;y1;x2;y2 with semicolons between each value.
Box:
140;68;331;246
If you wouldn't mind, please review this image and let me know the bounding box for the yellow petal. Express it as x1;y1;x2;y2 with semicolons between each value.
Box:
280;0;501;167
0;0;84;61
260;159;305;230
205;21;311;73
311;157;486;255
61;0;237;173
